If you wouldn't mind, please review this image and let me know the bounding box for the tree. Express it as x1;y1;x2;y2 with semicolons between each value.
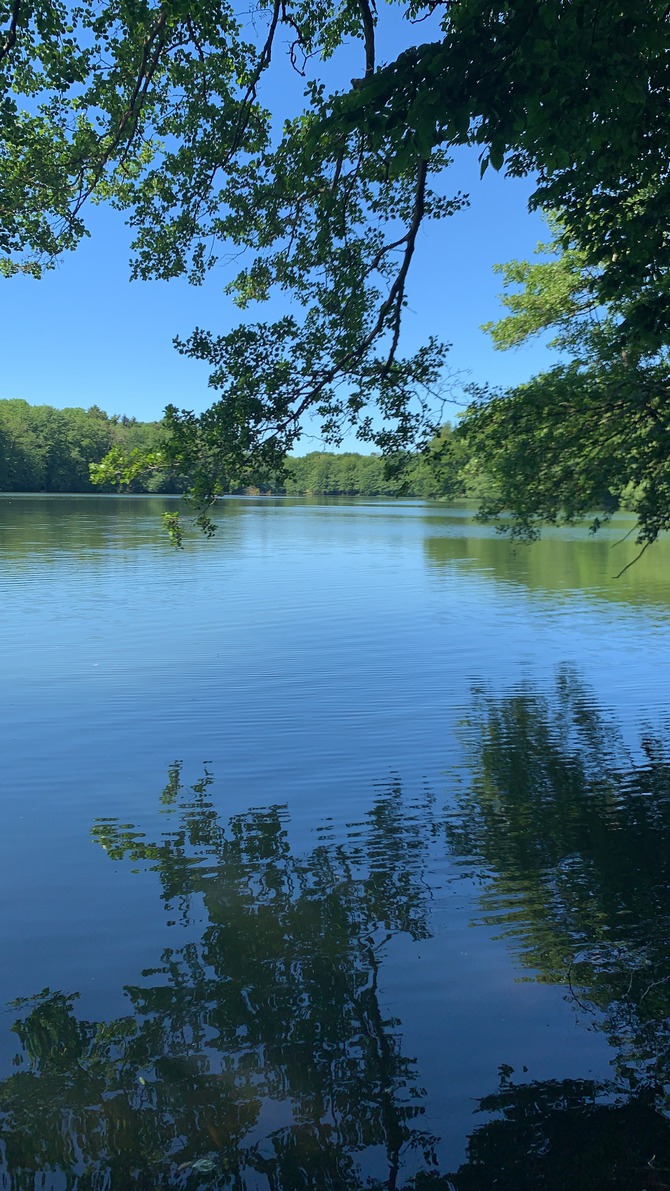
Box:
2;1;670;517
458;225;670;551
0;399;106;491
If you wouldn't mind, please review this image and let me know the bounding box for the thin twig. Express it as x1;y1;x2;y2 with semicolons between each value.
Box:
566;958;596;1015
610;523;637;549
614;539;650;578
640;973;670;1003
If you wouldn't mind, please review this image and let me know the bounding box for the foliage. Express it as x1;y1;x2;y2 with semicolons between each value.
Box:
0;399;112;492
2;0;670;517
460;228;670;548
283;426;478;498
0;399;489;504
0;399;183;493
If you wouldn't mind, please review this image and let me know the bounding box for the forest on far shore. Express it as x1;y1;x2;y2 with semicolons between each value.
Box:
0;399;493;500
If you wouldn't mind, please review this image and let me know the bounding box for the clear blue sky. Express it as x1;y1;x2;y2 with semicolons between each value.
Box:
0;13;558;443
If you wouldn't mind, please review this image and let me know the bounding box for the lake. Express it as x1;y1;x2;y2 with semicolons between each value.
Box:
1;494;670;1190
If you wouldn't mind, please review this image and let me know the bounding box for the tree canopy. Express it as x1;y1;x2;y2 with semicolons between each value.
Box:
2;0;670;528
0;399;186;492
458;222;670;552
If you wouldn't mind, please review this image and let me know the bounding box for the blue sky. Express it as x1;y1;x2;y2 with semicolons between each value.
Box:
0;12;558;446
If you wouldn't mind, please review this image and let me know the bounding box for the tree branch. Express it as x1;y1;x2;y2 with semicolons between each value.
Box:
356;0;376;77
70;7;169;216
613;540;650;578
0;0;20;64
265;157;431;439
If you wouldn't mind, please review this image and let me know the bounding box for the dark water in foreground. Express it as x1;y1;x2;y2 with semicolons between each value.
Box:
2;495;670;1190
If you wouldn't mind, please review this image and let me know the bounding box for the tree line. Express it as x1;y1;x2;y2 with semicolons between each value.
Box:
0;400;184;495
0;399;493;500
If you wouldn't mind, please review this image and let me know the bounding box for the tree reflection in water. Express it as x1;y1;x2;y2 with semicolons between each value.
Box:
3;671;670;1189
0;775;440;1190
418;1076;670;1191
447;669;670;1098
440;668;670;1191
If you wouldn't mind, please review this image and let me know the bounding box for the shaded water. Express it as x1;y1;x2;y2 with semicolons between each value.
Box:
1;495;670;1190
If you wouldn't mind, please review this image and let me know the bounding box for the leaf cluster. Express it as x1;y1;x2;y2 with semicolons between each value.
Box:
460;219;670;546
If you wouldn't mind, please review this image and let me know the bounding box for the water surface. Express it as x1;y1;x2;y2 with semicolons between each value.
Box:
1;495;669;1189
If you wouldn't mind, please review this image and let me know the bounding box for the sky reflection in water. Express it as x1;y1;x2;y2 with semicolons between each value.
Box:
1;496;670;1189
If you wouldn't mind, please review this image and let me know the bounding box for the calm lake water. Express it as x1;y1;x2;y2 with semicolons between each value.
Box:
2;494;670;1190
